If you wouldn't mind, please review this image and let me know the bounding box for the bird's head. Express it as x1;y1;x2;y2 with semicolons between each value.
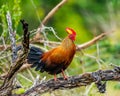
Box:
66;27;76;41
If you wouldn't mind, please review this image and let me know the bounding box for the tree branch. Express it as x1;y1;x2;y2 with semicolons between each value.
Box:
34;0;67;40
21;66;120;96
0;20;29;95
6;11;17;63
76;32;109;50
42;0;67;25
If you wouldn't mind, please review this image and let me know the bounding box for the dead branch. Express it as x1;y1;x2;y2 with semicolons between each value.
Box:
76;32;108;50
20;66;120;96
0;20;29;96
42;0;67;25
6;11;17;63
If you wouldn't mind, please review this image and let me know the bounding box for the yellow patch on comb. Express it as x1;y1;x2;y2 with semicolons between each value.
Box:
66;28;72;34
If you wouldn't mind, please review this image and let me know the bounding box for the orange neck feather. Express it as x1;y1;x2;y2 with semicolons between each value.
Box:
61;36;75;49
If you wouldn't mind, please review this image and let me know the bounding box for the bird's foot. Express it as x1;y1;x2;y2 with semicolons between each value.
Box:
54;74;60;82
54;77;58;81
63;75;68;80
61;69;68;80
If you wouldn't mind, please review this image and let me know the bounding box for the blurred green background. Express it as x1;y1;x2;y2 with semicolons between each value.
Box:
0;0;120;96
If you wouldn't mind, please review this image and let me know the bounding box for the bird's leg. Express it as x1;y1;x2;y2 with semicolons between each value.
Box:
54;74;57;81
61;69;68;80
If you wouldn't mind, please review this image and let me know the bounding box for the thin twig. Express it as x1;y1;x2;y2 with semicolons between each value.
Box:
6;11;17;63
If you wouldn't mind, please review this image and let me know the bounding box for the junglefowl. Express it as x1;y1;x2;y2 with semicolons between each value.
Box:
27;28;76;81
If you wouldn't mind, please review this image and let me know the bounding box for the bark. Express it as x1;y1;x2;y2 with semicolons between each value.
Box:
21;66;120;96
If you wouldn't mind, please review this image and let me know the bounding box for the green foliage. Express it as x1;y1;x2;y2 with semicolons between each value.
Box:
12;0;22;29
114;83;120;89
0;0;21;38
12;88;25;94
0;4;8;37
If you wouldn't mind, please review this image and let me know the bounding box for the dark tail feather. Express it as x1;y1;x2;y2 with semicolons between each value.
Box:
34;60;45;72
27;46;45;72
27;46;43;64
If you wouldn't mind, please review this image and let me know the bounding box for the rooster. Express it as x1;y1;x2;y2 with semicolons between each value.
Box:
27;28;76;81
